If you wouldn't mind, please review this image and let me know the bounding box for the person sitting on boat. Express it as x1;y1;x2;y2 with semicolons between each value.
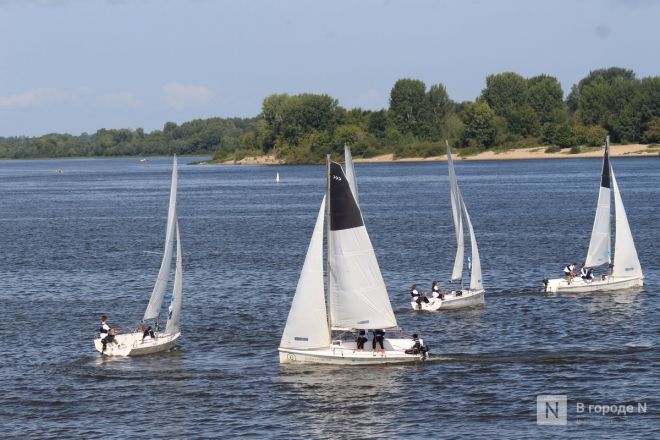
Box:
142;325;156;342
431;281;440;298
581;266;594;283
410;284;429;306
405;334;429;357
99;315;117;354
564;262;577;284
355;330;368;350
372;329;385;350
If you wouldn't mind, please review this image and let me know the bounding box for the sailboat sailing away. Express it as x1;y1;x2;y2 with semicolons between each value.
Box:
279;154;429;365
544;137;643;293
94;156;183;356
413;141;485;310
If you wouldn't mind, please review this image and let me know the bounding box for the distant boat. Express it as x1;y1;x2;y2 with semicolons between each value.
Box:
413;141;485;311
139;158;149;163
278;154;428;365
544;137;643;293
94;156;183;356
276;172;280;183
55;168;62;175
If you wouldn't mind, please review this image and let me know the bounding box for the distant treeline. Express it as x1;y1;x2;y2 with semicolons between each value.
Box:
1;67;659;162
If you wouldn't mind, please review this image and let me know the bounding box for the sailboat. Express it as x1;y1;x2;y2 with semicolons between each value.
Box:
94;156;183;356
544;137;643;293
276;172;280;183
413;141;485;310
279;154;428;365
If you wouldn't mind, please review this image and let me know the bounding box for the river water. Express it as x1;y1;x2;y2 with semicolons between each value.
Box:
0;156;657;438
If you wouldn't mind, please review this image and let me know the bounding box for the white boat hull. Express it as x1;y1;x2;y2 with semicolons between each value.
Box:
279;338;427;365
94;331;181;356
543;275;643;293
411;289;485;311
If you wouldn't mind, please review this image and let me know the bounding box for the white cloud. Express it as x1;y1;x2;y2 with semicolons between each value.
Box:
0;88;68;108
163;81;212;110
96;91;142;109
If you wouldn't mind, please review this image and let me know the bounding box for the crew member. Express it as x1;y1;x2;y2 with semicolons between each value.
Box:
355;330;368;350
372;329;385;350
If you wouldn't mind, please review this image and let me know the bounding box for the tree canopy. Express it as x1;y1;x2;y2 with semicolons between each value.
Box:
2;67;658;162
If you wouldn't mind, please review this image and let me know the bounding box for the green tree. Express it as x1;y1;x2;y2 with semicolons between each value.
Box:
527;75;564;124
462;101;497;148
481;72;527;118
389;78;427;134
423;83;452;139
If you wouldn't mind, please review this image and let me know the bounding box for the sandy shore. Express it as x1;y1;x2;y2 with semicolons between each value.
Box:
213;144;657;165
222;155;284;165
353;144;658;163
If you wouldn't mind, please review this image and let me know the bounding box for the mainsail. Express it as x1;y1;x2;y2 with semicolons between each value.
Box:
447;141;465;282
165;220;183;335
584;139;611;268
344;144;359;205
327;160;397;330
611;169;643;278
143;156;178;322
280;197;330;349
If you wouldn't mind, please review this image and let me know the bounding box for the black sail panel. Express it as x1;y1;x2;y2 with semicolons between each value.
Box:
601;141;611;189
329;161;364;231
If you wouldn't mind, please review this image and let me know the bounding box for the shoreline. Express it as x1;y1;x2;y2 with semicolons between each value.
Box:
216;144;658;165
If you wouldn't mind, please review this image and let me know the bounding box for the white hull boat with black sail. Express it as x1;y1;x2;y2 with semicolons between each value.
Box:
413;141;485;310
279;151;428;365
94;156;184;356
544;137;643;293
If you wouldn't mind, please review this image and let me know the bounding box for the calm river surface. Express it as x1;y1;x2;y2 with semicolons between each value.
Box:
0;156;658;438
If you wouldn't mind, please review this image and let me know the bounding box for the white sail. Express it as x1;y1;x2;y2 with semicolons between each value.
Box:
584;142;611;268
463;204;483;291
327;161;397;330
165;220;183;335
446;141;464;281
344;144;359;205
611;170;643;279
280;196;331;349
143;156;178;321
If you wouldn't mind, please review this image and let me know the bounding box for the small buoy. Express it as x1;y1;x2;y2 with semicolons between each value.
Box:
276;172;280;183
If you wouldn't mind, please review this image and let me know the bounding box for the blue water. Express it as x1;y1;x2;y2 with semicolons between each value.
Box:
0;156;658;438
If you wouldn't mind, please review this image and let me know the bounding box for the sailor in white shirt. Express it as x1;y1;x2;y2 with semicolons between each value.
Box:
99;315;116;354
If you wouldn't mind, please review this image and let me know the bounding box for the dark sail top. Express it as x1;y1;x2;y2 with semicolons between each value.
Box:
600;140;611;188
329;161;364;231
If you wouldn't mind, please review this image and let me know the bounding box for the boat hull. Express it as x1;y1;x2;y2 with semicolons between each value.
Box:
411;289;485;311
94;331;181;356
543;276;643;293
279;338;427;365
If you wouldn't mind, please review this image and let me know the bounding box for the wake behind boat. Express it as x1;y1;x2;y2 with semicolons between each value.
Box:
413;141;485;311
279;150;428;365
544;137;643;293
94;156;183;356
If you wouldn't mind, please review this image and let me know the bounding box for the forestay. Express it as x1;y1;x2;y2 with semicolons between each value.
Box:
280;197;331;349
165;220;183;335
344;144;359;205
447;141;465;282
143;156;178;321
611;170;643;278
327;161;397;330
584;140;611;268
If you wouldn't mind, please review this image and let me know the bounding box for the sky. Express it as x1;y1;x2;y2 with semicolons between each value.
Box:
0;0;659;137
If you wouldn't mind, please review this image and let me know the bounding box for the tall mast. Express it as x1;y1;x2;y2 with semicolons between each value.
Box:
325;154;333;334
